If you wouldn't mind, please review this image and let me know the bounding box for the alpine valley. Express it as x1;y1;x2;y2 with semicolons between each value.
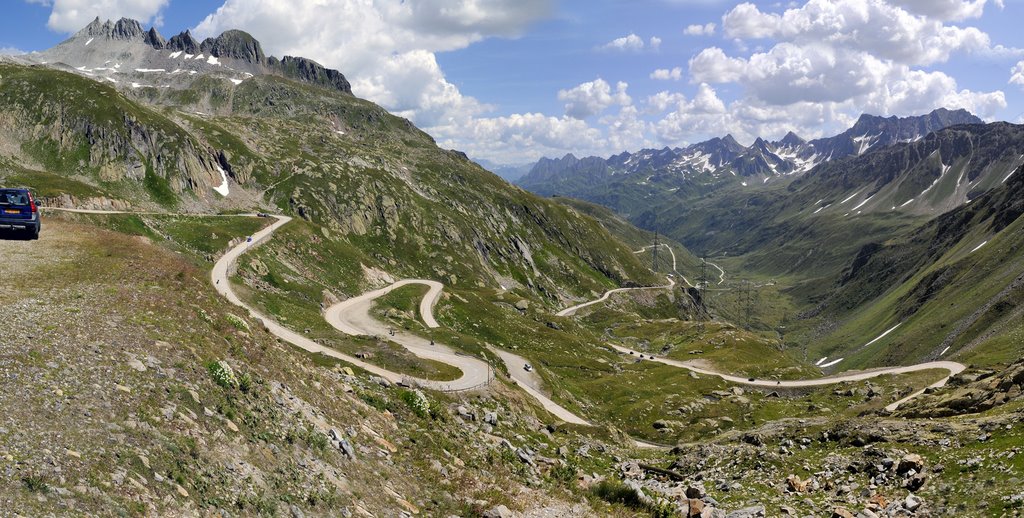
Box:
0;15;1023;518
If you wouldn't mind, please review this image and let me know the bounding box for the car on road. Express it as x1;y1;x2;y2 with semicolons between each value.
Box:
523;363;533;372
0;188;40;239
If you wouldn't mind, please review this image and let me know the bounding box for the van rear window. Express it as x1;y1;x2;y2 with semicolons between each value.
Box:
0;192;29;205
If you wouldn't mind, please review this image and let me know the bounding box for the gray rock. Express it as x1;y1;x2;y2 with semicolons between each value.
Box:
516;448;534;465
483;504;513;518
339;438;355;459
483;411;498;426
897;453;924;474
904;494;922;512
726;506;765;518
289;504;305;518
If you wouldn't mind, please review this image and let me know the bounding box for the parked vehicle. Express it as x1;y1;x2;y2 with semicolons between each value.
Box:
523;363;533;372
0;188;40;239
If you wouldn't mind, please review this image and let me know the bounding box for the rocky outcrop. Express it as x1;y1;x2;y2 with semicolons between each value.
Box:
76;17;146;42
199;30;266;64
271;56;352;94
897;359;1024;417
144;27;166;49
166;30;201;54
40;194;132;211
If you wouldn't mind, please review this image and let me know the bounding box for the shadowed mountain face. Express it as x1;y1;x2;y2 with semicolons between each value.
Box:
28;17;351;94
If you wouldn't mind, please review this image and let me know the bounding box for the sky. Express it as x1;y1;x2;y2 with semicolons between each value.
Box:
4;0;1024;165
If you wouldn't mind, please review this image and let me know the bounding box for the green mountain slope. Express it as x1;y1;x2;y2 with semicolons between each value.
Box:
803;161;1024;368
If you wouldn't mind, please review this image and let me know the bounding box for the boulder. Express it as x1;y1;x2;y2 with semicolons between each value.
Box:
904;494;922;512
786;474;809;493
897;453;924;475
688;498;705;517
685;484;706;499
483;505;513;518
725;506;765;518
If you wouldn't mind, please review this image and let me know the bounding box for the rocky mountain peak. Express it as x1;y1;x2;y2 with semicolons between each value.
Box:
778;131;806;148
200;30;266;65
271;55;352;94
144;27;166;49
73;16;145;42
167;30;200;54
111;18;145;41
80;16;105;37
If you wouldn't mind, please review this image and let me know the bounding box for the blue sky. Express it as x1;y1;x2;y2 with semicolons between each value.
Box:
6;1;1024;165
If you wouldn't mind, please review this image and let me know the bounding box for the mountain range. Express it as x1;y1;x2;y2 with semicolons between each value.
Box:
518;109;984;207
22;17;351;93
4;15;1024;517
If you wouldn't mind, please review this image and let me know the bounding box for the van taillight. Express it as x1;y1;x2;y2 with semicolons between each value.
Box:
28;192;37;213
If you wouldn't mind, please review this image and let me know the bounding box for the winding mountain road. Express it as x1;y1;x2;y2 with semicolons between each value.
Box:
608;343;964;412
47;206;968;427
555;276;676;317
633;244;693;286
322;279;492;391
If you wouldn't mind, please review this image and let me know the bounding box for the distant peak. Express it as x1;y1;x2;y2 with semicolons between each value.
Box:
167;30;200;54
778;131;805;147
200;29;266;64
144;26;166;49
75;16;144;41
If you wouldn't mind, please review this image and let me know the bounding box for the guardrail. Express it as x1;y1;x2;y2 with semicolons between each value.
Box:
400;363;496;393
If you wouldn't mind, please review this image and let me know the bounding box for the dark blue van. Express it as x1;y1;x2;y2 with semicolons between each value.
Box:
0;188;40;239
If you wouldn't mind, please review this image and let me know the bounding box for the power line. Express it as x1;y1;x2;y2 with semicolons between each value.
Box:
652;231;659;272
744;281;753;329
698;256;708;332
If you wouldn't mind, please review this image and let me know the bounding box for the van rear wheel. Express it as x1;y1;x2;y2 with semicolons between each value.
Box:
29;227;39;240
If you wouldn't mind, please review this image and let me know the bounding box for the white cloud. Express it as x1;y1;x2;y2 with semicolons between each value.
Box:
889;0;997;21
600;33;646;52
432;112;607;163
682;0;1007;138
859;67;1006;117
598;33;661;52
557;79;632;119
683;23;716;36
645;91;687;113
1011;61;1024;87
650;67;683;81
722;0;993;66
194;0;552;129
28;0;169;32
689;47;747;83
600;105;653;152
0;47;26;56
